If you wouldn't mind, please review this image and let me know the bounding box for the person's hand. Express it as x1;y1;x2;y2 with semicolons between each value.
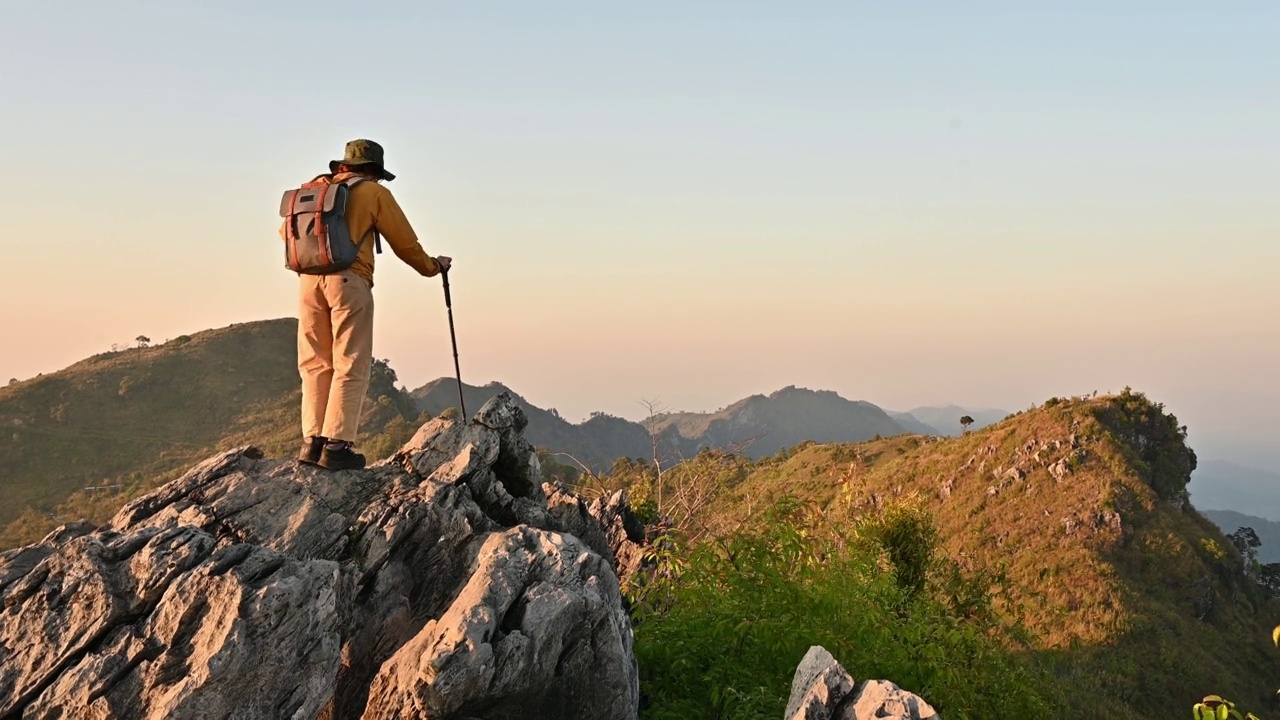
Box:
436;256;452;273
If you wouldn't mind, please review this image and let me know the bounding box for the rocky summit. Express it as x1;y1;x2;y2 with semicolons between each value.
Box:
0;393;644;720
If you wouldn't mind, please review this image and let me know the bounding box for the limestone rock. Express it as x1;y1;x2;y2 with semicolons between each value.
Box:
1048;458;1070;482
361;526;636;720
847;679;941;720
784;645;940;720
0;391;639;720
784;646;855;720
544;487;647;588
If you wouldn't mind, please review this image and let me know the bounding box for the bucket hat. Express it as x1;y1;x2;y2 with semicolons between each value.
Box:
329;139;396;181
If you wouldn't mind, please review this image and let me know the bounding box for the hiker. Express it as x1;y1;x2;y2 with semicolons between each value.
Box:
280;139;451;470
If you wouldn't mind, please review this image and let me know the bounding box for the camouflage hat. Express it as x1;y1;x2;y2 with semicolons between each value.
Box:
329;139;396;181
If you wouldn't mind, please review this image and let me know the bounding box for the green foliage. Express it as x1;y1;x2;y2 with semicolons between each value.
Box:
1201;538;1228;562
629;498;1059;720
1192;695;1262;720
854;497;938;601
1192;626;1280;720
1094;387;1197;501
360;413;422;461
536;449;583;487
632;498;659;525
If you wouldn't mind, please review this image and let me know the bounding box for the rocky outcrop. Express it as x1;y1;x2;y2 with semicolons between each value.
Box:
545;487;647;589
0;393;640;720
785;646;939;720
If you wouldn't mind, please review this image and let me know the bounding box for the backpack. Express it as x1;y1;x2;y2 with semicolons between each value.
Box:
278;176;381;274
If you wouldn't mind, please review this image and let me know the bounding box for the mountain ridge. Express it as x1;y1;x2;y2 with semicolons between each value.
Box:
0;318;422;548
412;379;913;468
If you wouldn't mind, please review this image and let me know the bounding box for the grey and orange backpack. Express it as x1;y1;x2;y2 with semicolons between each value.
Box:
278;176;381;274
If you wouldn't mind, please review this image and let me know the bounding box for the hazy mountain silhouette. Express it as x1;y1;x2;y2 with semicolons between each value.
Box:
1190;459;1280;521
648;386;909;458
1202;509;1280;564
886;411;943;436
413;381;911;469
903;405;1008;436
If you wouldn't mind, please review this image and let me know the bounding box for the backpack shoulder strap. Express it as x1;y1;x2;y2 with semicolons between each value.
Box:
341;177;382;254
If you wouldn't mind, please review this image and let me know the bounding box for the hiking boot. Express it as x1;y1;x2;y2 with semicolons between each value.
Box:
298;436;327;465
319;442;366;471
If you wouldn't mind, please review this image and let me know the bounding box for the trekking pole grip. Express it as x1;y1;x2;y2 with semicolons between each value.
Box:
441;267;453;307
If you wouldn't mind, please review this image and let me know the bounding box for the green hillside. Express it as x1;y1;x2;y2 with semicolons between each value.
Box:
0;318;422;548
601;390;1280;718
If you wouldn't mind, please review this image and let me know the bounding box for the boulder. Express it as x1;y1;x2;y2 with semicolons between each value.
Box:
784;645;940;720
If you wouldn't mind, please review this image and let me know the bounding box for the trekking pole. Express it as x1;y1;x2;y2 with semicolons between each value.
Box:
441;268;467;420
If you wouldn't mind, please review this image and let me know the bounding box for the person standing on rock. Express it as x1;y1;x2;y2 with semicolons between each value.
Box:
283;139;451;470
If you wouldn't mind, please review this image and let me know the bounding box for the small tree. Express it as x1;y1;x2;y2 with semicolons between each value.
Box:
960;415;975;433
1229;527;1262;578
135;335;151;348
639;397;669;515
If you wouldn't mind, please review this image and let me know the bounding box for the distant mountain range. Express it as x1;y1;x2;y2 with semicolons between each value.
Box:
1202;509;1280;564
892;405;1008;436
1190;459;1280;521
413;380;928;470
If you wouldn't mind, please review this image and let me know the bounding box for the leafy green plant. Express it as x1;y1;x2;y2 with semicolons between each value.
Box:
628;497;1060;719
1193;694;1262;720
854;496;938;602
1191;625;1280;720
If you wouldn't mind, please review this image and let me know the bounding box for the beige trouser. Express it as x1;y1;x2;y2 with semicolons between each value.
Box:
298;270;374;443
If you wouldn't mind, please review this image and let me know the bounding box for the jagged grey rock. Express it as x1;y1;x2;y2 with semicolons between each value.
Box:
784;646;855;720
545;486;647;588
0;392;639;720
784;645;940;720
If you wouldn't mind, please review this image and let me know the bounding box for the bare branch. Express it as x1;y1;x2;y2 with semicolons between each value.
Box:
548;452;608;495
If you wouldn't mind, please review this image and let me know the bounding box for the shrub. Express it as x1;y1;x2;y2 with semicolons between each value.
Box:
1201;538;1228;562
629;497;1059;719
855;497;937;601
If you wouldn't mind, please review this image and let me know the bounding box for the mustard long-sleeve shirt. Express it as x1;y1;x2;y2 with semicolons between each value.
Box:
328;171;441;287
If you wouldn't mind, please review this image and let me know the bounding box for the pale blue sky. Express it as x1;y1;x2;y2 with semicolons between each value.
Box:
2;1;1277;465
